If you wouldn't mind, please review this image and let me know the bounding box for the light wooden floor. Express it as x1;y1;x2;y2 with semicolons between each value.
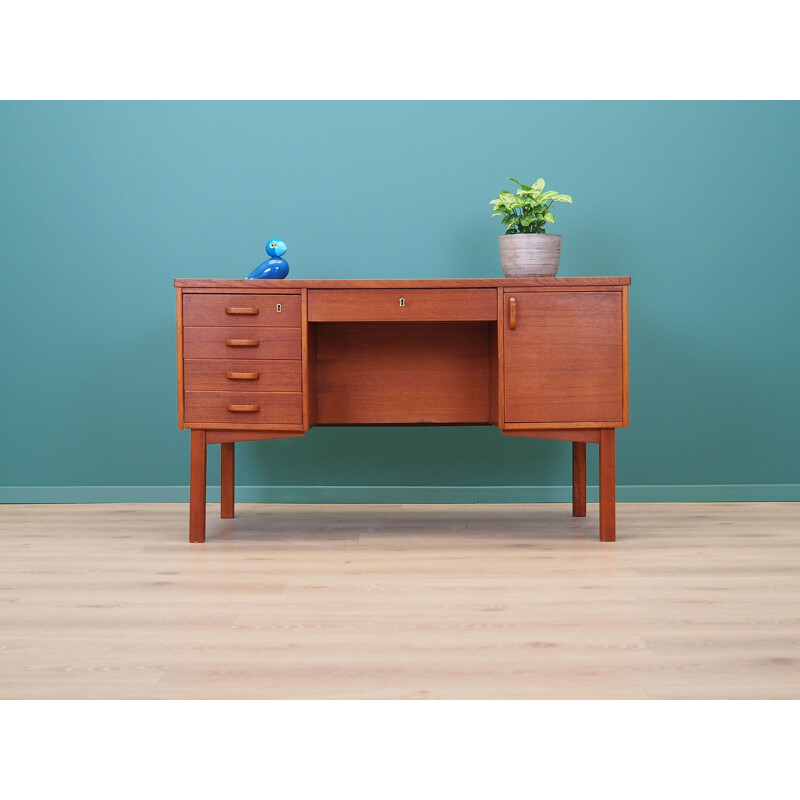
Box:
1;502;798;699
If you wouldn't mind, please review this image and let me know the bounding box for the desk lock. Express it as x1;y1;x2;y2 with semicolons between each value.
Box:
399;297;405;307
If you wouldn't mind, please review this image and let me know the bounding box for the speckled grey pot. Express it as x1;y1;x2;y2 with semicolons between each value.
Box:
499;233;561;277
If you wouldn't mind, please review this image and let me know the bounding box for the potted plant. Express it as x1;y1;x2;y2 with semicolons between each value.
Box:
490;177;573;277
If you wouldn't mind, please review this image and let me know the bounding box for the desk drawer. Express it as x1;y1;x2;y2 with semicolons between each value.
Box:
184;359;302;392
183;327;302;359
184;391;303;425
184;293;301;327
308;289;497;322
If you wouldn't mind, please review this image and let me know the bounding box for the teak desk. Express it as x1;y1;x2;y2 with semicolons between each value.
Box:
175;278;630;543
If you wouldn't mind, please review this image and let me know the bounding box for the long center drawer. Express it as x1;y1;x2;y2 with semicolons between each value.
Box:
308;288;498;322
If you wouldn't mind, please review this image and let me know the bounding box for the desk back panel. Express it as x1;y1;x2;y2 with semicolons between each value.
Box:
314;322;493;424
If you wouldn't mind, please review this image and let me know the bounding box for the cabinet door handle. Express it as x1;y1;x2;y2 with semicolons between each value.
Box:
227;404;260;412
225;339;259;347
225;307;259;315
226;371;259;380
509;296;517;330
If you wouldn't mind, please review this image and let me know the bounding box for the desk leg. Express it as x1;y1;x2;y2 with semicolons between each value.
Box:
190;430;207;543
221;442;235;519
599;429;616;542
572;442;586;517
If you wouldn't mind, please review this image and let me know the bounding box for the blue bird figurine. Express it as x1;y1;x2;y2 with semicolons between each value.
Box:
247;238;290;279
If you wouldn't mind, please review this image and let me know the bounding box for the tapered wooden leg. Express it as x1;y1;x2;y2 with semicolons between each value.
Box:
221;442;235;519
599;429;616;542
572;442;586;517
190;429;207;543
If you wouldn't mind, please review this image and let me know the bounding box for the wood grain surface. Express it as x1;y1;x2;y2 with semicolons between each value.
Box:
599;429;616;542
220;443;234;519
182;327;302;360
1;502;797;700
183;293;301;327
572;442;587;518
189;430;206;543
308;288;497;322
176;288;185;429
301;288;317;431
315;322;491;424
183;359;302;392
184;391;303;426
204;431;306;444
503;291;623;424
177;277;631;289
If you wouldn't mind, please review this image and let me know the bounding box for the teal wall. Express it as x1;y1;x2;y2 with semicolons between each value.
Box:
1;101;798;502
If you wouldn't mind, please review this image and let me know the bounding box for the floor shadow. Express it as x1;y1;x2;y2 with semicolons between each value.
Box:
208;505;598;544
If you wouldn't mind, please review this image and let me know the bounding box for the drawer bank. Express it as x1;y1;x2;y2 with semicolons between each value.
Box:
175;278;630;543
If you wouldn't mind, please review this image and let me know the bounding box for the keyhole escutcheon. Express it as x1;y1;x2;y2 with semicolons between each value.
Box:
399;297;405;307
276;303;282;313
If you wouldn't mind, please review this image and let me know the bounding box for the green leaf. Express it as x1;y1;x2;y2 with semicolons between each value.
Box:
491;195;517;214
507;177;532;191
492;179;572;228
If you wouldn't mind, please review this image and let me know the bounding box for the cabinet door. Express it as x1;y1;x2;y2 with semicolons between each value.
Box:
503;290;624;424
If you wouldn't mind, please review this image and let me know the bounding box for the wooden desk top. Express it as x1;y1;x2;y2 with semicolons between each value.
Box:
175;277;631;289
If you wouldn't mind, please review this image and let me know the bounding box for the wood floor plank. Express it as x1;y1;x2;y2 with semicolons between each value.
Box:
0;502;798;699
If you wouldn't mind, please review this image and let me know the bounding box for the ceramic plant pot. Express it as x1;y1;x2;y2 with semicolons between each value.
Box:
498;233;561;277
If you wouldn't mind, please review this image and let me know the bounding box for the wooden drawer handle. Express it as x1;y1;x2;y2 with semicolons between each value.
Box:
227;404;260;412
225;307;259;315
225;339;259;347
509;296;516;330
226;371;260;380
